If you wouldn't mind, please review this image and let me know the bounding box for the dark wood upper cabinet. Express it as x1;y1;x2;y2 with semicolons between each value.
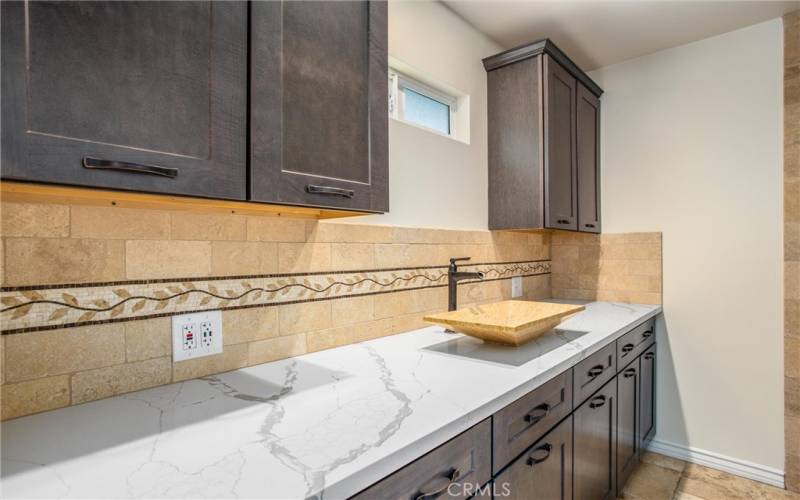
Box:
484;39;602;232
577;83;601;233
573;379;617;500
250;1;388;213
1;1;247;200
544;55;578;231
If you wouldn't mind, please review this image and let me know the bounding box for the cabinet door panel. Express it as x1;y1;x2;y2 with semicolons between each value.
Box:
494;416;572;500
617;360;639;493
544;55;577;230
640;346;657;452
1;1;247;199
577;83;601;232
574;379;617;500
250;1;388;212
351;419;491;500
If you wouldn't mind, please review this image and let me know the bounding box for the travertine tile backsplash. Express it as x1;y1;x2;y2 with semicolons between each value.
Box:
0;200;661;420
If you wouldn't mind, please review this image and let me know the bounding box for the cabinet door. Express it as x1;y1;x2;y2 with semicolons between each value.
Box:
351;419;491;500
1;1;247;199
543;55;577;231
250;1;388;212
574;379;617;500
577;83;601;233
640;346;657;452
617;360;640;493
494;416;573;500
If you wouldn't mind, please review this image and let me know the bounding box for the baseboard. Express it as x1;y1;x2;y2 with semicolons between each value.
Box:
647;438;785;489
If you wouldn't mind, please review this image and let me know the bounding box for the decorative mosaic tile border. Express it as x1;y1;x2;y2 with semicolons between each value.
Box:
0;260;551;334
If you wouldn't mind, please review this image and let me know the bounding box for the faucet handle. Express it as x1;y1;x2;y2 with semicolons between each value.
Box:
449;257;471;265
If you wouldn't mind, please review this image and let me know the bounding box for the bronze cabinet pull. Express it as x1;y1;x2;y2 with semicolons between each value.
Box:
524;403;550;425
526;443;552;467
83;157;178;178
621;343;635;354
414;468;462;500
589;395;606;409
306;184;355;198
623;368;637;378
587;364;605;379
644;352;655;361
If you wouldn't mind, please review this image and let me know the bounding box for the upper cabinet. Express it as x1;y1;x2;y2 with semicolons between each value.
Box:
250;1;388;213
1;1;248;200
484;39;602;232
1;1;389;214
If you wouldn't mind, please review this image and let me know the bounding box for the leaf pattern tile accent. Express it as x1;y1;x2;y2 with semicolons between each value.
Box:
0;261;551;334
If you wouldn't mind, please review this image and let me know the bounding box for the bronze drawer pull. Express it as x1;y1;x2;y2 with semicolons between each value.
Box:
587;364;605;379
589;395;606;409
584;223;596;228
524;403;550;425
526;443;552;467
414;467;462;500
644;352;655;361
642;329;653;338
306;184;355;198
557;219;570;224
623;368;636;378
621;343;635;355
83;157;178;178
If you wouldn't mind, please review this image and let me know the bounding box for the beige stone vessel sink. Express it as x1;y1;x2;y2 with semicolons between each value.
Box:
423;300;585;346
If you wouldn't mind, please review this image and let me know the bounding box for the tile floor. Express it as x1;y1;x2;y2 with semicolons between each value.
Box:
622;453;800;500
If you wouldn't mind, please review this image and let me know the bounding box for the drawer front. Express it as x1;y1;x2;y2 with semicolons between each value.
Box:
493;370;573;473
493;415;573;500
350;419;491;500
617;319;655;368
573;341;616;406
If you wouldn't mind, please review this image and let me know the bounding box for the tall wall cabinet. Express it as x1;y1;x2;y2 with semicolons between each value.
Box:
1;1;388;213
484;39;602;232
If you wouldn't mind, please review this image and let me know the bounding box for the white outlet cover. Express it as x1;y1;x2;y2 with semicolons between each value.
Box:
511;276;522;298
172;310;223;362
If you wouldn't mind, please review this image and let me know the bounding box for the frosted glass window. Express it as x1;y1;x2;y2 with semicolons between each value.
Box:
403;88;450;135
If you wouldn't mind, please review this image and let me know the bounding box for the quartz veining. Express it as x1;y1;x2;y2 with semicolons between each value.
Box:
1;301;661;499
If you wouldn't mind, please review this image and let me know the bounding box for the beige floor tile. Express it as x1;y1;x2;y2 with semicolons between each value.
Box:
641;452;686;473
621;462;681;500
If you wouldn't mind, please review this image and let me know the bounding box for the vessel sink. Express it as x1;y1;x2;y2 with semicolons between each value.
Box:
423;300;585;346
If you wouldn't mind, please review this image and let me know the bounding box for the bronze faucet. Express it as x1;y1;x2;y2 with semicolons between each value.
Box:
448;257;485;311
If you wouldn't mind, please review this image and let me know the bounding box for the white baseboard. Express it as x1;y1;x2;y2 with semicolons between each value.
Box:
647;438;785;489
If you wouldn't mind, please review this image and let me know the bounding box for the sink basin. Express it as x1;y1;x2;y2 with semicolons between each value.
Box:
423;300;585;346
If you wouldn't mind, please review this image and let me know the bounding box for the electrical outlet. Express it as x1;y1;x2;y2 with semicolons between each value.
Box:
182;323;197;350
511;276;522;298
172;311;222;362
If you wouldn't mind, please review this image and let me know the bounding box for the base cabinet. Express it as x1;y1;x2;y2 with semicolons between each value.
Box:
639;345;657;451
617;360;640;494
574;379;617;500
494;416;573;500
350;319;658;500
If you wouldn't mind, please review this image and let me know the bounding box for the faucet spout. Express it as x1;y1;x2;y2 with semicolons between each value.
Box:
447;257;484;312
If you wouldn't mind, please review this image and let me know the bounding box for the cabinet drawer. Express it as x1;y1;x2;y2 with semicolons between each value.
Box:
617;319;655;368
350;419;491;500
573;341;616;406
493;415;573;500
493;370;573;473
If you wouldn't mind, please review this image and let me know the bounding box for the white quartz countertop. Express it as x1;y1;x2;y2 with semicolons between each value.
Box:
1;301;661;500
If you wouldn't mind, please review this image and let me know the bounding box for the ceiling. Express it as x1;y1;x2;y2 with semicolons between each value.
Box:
443;1;799;70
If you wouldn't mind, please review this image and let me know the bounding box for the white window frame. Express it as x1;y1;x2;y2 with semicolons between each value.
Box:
389;70;459;139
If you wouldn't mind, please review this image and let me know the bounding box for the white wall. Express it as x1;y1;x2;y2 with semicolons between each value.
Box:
590;19;785;470
341;1;501;230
